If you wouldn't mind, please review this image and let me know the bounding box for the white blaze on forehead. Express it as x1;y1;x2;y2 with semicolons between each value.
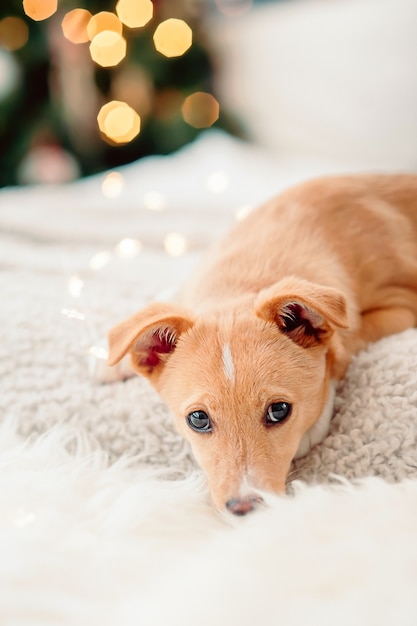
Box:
222;343;235;384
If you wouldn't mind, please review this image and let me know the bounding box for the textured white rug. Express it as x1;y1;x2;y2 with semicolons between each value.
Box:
1;131;417;624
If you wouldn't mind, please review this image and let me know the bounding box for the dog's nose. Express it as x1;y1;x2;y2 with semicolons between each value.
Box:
226;495;264;516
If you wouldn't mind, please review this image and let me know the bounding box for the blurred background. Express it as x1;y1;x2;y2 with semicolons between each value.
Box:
0;0;257;187
0;0;416;187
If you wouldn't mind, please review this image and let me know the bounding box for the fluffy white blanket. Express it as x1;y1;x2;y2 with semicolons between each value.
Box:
1;131;417;624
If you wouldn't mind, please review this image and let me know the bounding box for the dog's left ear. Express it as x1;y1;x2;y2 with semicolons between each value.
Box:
107;302;195;378
255;277;349;348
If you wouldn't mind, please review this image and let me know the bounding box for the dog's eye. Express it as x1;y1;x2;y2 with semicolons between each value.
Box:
266;402;292;425
187;410;212;433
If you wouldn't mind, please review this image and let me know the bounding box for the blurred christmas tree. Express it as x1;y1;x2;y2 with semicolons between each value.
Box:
0;0;238;186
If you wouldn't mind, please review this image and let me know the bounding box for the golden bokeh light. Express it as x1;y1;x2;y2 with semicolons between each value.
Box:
0;17;29;51
23;0;58;21
87;12;123;41
182;92;220;129
97;100;141;144
116;0;153;29
153;18;192;58
61;9;92;44
90;31;127;68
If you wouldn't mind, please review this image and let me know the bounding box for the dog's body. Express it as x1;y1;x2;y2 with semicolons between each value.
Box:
108;174;417;515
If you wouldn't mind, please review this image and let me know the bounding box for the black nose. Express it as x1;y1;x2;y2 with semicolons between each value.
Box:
226;495;264;516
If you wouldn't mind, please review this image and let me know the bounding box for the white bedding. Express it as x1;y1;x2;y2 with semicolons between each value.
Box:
1;129;417;624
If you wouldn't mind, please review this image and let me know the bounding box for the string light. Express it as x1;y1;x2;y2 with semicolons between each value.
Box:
23;0;57;21
0;17;29;51
88;345;108;360
97;100;141;143
101;171;125;198
143;191;166;211
90;31;127;68
235;205;253;221
116;0;153;28
89;251;112;271
163;232;187;257
153;18;192;58
115;238;142;257
182;92;220;129
67;275;84;298
61;9;92;44
61;308;86;321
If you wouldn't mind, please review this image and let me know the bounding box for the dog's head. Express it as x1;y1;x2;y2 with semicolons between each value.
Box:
108;277;349;515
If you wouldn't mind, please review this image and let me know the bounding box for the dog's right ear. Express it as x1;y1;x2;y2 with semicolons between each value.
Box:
107;303;195;379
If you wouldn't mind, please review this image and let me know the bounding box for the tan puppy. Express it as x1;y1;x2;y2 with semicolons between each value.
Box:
108;175;417;515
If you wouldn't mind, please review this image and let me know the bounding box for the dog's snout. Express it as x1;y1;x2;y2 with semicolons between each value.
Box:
226;495;264;516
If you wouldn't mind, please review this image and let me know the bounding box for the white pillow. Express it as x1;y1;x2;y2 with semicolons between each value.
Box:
213;0;417;169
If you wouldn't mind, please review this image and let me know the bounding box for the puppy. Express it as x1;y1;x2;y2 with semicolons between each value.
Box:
108;174;417;515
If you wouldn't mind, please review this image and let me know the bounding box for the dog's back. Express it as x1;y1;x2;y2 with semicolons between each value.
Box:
180;174;417;321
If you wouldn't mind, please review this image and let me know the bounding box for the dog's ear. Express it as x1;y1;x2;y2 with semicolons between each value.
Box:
107;303;195;377
255;277;349;349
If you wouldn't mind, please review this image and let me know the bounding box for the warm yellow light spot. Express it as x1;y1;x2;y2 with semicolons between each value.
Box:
88;345;109;361
61;308;86;321
89;251;112;270
61;9;92;44
182;92;220;129
153;18;192;58
102;171;125;198
235;204;253;221
98;100;141;144
90;31;127;68
116;0;153;28
0;17;29;51
115;238;142;257
68;275;84;298
143;191;166;211
87;12;123;41
23;0;57;21
164;232;187;257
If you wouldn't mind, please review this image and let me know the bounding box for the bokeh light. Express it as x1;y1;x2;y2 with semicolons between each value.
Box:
98;100;141;143
215;0;253;17
61;9;92;44
153;18;192;58
23;0;58;21
115;238;142;257
182;92;220;129
90;31;127;68
163;232;187;257
206;170;229;194
61;308;86;321
89;251;112;270
235;204;253;221
87;11;123;40
143;191;166;211
102;171;125;198
0;17;29;51
116;0;153;29
68;275;84;298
